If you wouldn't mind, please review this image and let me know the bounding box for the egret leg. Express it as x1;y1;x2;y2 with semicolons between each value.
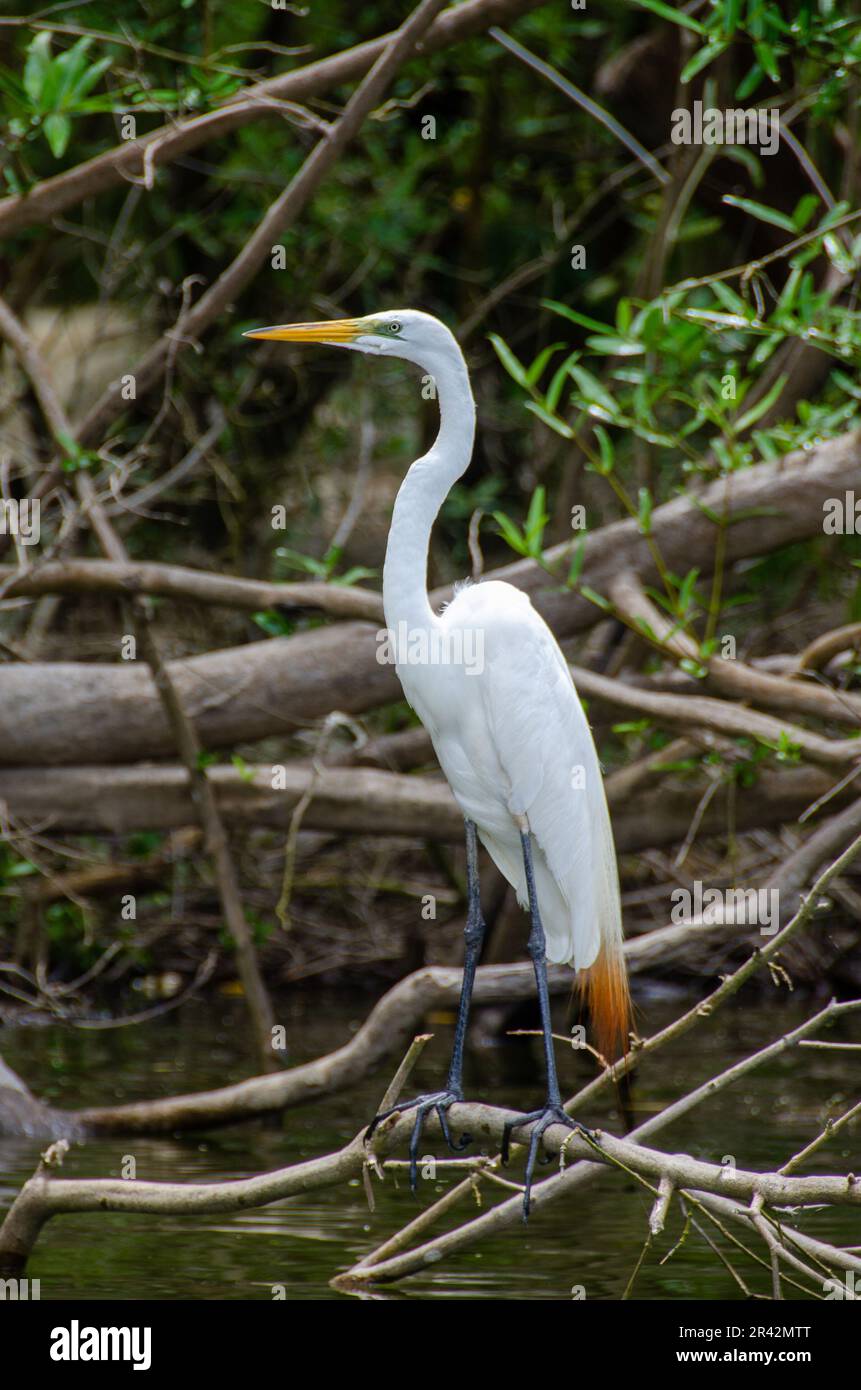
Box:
364;819;486;1192
443;817;485;1095
501;828;594;1219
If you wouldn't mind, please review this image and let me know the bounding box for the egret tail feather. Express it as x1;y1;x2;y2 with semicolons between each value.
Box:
581;941;631;1062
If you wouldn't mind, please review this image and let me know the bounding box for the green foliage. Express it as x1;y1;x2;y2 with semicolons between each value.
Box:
492;485;549;559
8;32;115;159
0;842;38;886
252;611;296;638
492;209;861;488
635;0;861;102
272;544;375;587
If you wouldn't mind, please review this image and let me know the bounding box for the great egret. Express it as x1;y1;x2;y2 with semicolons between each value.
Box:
245;309;629;1214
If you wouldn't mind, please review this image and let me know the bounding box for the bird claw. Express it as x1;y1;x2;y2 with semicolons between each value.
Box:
501;1105;593;1219
364;1089;469;1192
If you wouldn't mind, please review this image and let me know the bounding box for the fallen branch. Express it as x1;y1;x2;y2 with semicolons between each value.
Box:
796;621;861;673
0;759;845;848
0;559;384;623
4;434;857;765
572;665;861;771
608;569;861;728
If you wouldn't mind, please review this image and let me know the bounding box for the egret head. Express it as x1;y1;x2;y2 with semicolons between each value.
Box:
243;308;459;374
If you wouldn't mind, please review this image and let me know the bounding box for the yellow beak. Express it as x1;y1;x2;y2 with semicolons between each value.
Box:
243;318;363;344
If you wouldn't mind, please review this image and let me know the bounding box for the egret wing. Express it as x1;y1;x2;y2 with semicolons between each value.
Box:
462;582;619;970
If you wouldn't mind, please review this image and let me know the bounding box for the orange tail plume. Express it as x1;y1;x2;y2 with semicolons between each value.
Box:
580;942;631;1062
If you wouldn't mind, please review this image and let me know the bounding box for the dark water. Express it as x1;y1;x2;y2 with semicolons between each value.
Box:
1;988;857;1300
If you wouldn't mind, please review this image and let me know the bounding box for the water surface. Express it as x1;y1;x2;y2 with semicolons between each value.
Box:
1;988;856;1299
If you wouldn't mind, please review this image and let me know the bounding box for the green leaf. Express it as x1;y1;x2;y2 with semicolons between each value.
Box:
678;568;700;615
75;56;112;102
776;265;802;313
541;299;615;335
274;546;327;577
24;31;52;104
818;200;852;232
633;0;706;35
735;62;764;102
833;370;861;402
734;375;788;431
334;565;377;586
637;486;653;536
524;400;574;438
545;352;580;414
683;308;753;329
721;142;764;185
593;424;615;474
526;343;564;387
56;428;78;456
585;334;644;356
824;233;857;274
792;193;820;231
626;420;678;449
724;0;742;36
493;511;527;555
488;333;528;389
231;754;254;783
54;38;93;108
5;859;38;878
252;610;294;637
581;585;611;612
750;331;783;369
525;485;548;553
568;365;618;416
43;112;71;158
566;534;587;587
753;40;781;83
722;194;797;232
681;39;729;85
711;282;748;315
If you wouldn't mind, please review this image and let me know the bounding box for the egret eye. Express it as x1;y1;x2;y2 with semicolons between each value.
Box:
388;321;402;335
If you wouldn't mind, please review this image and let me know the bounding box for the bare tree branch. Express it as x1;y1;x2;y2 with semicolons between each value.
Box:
0;559;385;622
0;0;543;239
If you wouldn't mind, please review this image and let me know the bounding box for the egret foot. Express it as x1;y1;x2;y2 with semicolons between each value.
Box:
364;1090;471;1192
501;1105;594;1219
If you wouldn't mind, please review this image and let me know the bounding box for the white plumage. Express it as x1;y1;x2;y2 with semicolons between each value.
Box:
398;577;621;973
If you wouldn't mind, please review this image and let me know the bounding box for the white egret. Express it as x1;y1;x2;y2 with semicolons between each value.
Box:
245;310;629;1214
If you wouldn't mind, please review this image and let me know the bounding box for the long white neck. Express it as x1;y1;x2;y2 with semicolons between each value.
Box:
382;344;476;633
